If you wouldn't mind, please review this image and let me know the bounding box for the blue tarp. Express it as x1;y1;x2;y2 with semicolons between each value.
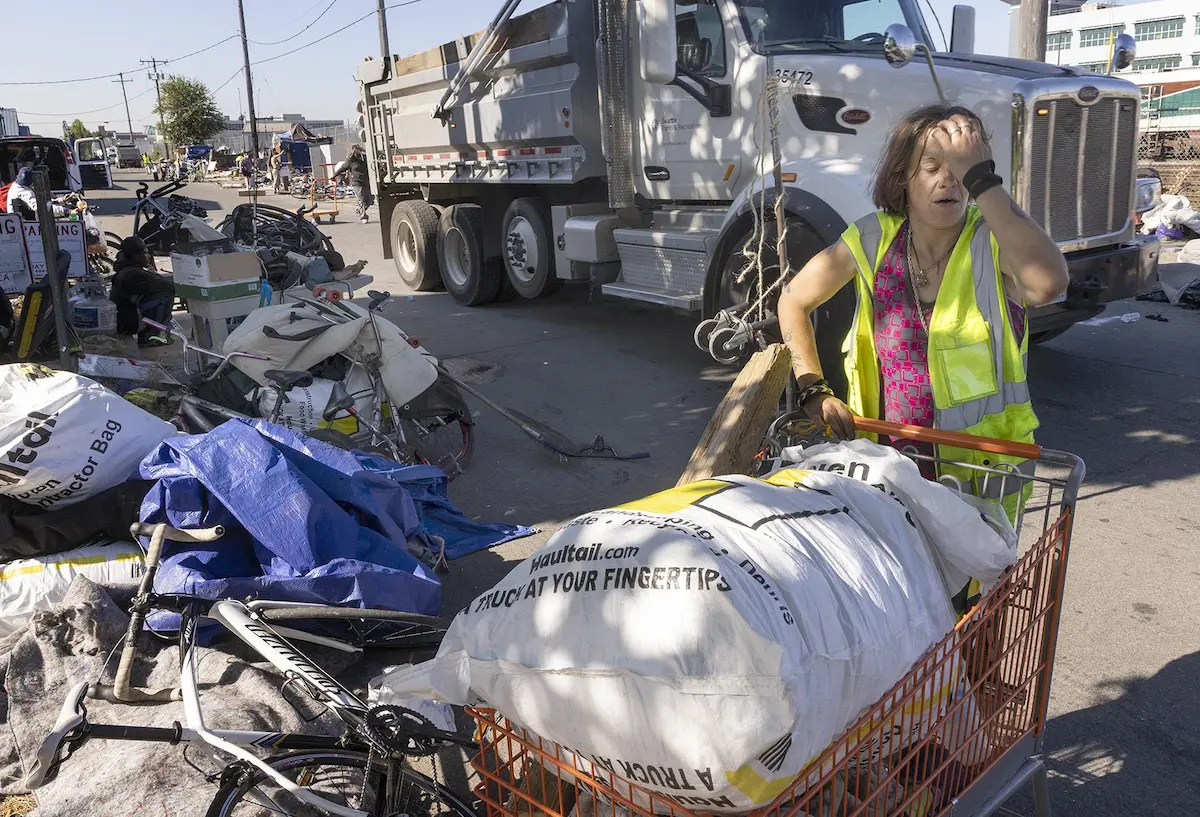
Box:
184;145;214;160
137;420;533;623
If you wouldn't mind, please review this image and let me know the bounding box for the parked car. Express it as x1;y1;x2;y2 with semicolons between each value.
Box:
73;137;112;189
0;137;83;195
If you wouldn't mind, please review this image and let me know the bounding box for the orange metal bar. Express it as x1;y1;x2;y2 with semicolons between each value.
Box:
853;417;1044;460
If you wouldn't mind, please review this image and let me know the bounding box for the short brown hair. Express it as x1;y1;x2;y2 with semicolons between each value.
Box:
871;103;991;216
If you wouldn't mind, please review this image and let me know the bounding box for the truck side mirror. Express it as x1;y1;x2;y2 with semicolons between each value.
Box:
950;5;975;54
637;0;678;85
883;24;918;68
1108;33;1136;74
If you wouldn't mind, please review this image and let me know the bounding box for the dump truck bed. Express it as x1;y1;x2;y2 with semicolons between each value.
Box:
357;2;607;188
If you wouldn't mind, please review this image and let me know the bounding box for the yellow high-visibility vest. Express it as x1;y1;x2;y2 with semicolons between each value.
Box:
838;207;1039;515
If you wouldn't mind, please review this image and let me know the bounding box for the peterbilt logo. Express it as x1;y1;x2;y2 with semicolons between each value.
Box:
841;108;871;126
1078;86;1100;103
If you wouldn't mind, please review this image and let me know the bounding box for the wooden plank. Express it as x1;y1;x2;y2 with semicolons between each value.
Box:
677;344;792;486
391;5;553;78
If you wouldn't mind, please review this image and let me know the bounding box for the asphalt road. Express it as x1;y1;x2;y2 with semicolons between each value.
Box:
91;170;1200;816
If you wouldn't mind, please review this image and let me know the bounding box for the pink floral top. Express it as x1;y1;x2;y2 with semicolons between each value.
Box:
873;224;1025;432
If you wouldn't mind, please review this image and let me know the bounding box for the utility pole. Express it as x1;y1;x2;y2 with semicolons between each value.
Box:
31;170;74;372
113;72;136;146
237;0;261;186
141;57;169;154
376;0;392;79
1018;0;1049;63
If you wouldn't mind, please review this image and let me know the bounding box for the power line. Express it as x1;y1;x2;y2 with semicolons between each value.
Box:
250;0;428;68
249;0;340;46
0;34;238;86
17;87;155;118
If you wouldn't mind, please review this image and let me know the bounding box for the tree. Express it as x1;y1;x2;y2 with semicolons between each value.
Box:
68;119;92;140
154;75;225;149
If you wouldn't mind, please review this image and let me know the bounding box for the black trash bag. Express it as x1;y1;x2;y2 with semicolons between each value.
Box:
0;480;154;561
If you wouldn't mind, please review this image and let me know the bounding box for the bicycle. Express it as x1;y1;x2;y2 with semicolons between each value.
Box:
26;521;471;817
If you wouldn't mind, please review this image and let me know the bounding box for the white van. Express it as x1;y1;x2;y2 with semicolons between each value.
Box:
0;137;83;195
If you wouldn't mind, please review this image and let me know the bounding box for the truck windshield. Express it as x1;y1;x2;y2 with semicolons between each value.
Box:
733;0;930;53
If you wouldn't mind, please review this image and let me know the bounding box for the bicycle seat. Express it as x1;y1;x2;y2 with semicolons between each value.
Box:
264;369;314;391
322;381;356;422
25;681;88;790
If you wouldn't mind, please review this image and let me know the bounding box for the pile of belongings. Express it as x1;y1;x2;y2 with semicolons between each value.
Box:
1137;239;1200;309
1139;193;1200;240
217;202;347;289
0;363;176;634
379;440;1019;814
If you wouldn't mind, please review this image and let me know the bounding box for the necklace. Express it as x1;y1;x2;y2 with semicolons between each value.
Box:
904;236;933;335
907;226;954;287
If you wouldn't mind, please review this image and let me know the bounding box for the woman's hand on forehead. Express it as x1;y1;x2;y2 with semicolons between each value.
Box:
928;114;992;184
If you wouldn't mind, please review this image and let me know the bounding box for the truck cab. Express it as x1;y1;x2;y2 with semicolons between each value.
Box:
359;0;1157;359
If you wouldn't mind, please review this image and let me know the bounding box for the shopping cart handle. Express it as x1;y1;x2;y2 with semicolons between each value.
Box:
853;417;1043;461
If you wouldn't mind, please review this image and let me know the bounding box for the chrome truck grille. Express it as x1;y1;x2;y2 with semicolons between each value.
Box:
1013;83;1140;252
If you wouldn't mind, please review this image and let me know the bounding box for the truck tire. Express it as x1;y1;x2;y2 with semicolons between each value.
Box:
708;217;854;399
500;198;562;298
391;201;442;291
437;205;503;306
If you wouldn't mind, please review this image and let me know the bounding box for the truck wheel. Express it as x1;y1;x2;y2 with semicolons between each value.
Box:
500;198;562;298
708;217;853;399
391;201;442;291
437;205;503;306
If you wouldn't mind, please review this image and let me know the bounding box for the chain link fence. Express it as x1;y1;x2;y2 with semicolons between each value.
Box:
303;125;361;148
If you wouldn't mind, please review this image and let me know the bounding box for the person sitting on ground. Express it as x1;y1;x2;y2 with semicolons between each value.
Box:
332;145;373;223
109;236;176;347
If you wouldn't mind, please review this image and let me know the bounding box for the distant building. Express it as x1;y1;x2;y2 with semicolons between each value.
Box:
209;114;347;151
1005;0;1200;72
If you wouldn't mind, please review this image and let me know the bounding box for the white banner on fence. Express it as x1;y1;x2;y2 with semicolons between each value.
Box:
0;214;30;295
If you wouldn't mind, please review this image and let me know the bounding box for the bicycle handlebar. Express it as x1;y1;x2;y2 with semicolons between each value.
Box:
90;523;226;705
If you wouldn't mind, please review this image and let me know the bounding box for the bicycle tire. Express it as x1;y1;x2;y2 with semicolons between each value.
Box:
404;415;474;476
205;749;476;817
256;606;449;651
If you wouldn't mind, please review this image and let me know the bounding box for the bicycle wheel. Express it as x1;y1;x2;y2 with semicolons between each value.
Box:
205;749;476;817
403;416;474;478
256;606;449;651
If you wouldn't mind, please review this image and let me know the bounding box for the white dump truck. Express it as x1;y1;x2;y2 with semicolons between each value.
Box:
357;0;1159;369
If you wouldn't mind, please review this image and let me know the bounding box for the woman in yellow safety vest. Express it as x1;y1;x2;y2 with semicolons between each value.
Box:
777;103;1069;503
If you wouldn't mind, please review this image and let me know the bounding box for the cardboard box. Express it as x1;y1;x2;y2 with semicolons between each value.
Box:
188;294;261;351
176;279;261;302
171;249;261;290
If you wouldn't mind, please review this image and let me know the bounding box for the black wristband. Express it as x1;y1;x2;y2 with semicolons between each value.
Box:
968;173;1004;200
961;160;996;193
797;378;835;407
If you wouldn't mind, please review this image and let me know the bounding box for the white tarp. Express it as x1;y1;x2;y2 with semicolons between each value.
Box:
222;301;438;408
379;462;1009;812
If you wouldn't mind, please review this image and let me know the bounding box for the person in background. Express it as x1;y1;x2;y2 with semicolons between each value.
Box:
4;167;38;216
109;236;175;347
332;145;372;223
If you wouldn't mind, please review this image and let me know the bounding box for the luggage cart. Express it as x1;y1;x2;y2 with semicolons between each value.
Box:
306;162;340;224
468;418;1085;817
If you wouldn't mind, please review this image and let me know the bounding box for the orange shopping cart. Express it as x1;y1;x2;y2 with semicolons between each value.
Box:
467;417;1085;817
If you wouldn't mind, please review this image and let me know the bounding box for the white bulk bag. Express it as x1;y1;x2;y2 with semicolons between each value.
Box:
777;439;1018;596
0;541;143;637
380;469;990;812
0;364;175;509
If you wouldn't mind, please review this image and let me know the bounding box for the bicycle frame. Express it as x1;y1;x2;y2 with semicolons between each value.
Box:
30;594;383;816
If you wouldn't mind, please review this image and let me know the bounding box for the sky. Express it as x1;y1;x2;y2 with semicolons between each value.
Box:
0;0;1130;136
